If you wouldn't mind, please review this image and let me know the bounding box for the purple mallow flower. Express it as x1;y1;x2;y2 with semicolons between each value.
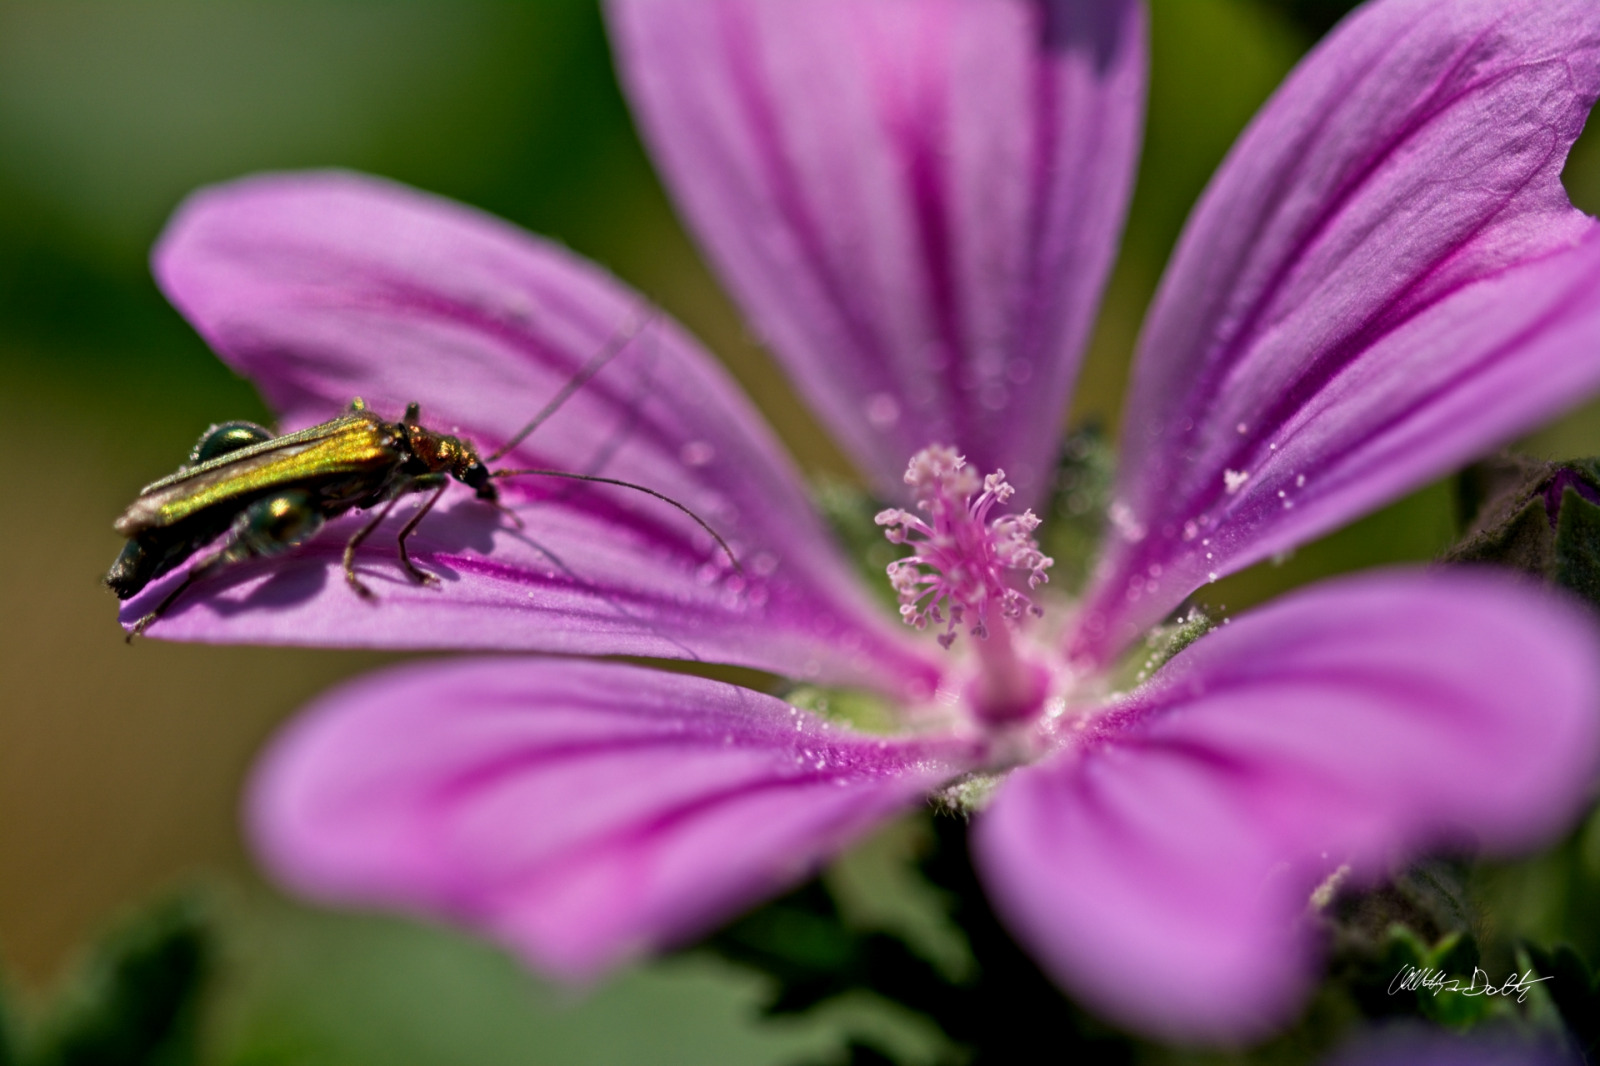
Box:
129;0;1600;1043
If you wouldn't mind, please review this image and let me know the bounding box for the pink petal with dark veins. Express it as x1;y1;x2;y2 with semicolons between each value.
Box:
610;0;1144;505
1080;0;1600;659
982;570;1600;1041
250;658;978;977
142;172;937;693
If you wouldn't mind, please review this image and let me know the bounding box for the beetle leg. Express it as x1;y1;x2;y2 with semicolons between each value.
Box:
126;542;241;641
128;490;325;640
127;567;205;642
395;476;448;585
342;493;404;599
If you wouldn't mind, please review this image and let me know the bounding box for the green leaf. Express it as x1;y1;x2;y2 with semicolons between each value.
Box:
32;895;210;1066
1510;945;1565;1034
1319;859;1507;1027
697;814;1135;1065
1412;932;1501;1028
1521;943;1600;1061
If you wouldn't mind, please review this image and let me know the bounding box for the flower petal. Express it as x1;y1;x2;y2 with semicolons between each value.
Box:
609;0;1145;504
979;570;1600;1041
139;171;937;693
1080;0;1600;658
250;657;975;978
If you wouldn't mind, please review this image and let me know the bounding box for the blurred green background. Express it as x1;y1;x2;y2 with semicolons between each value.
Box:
4;2;1600;1063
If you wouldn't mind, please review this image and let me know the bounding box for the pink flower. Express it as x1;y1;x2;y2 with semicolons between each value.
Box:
129;0;1600;1042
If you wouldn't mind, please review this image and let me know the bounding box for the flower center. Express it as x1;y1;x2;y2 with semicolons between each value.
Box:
876;445;1053;724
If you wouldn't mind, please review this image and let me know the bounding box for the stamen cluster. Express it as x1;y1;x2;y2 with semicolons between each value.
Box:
875;445;1053;649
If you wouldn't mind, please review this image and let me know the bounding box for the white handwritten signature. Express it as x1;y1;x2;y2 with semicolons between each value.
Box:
1388;965;1552;1003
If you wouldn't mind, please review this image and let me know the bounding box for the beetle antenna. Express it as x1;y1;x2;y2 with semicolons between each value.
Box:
490;467;741;575
483;307;661;463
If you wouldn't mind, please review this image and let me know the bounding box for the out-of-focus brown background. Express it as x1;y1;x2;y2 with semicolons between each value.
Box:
4;2;1600;1062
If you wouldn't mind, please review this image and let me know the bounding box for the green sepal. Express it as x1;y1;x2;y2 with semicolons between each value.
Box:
1447;454;1600;609
1446;493;1556;574
1106;607;1214;691
30;895;210;1066
1554;484;1600;608
930;773;1003;817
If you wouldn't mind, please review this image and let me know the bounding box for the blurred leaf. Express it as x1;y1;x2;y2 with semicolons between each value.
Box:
1410;933;1498;1028
827;1044;898;1066
811;477;898;610
211;893;841;1066
1522;943;1600;1063
1042;427;1115;596
1255;0;1363;39
31;895;209;1066
1338;924;1507;1028
1476;809;1600;989
782;686;904;738
705;881;862;1013
1317;858;1518;1029
1510;945;1567;1038
700;814;1133;1066
700;878;958;1066
912;817;1133;1065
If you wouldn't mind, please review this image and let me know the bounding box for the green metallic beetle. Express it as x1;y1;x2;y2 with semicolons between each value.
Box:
107;319;734;638
108;397;500;634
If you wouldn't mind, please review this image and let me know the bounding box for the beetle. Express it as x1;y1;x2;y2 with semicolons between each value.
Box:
107;317;735;639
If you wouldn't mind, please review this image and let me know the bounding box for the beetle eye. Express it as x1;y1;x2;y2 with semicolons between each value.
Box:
462;461;490;489
190;420;274;465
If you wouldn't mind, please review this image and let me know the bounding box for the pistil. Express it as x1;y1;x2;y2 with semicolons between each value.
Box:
876;445;1053;724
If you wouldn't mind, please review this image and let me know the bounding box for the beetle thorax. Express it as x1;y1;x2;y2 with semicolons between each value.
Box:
402;424;477;478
